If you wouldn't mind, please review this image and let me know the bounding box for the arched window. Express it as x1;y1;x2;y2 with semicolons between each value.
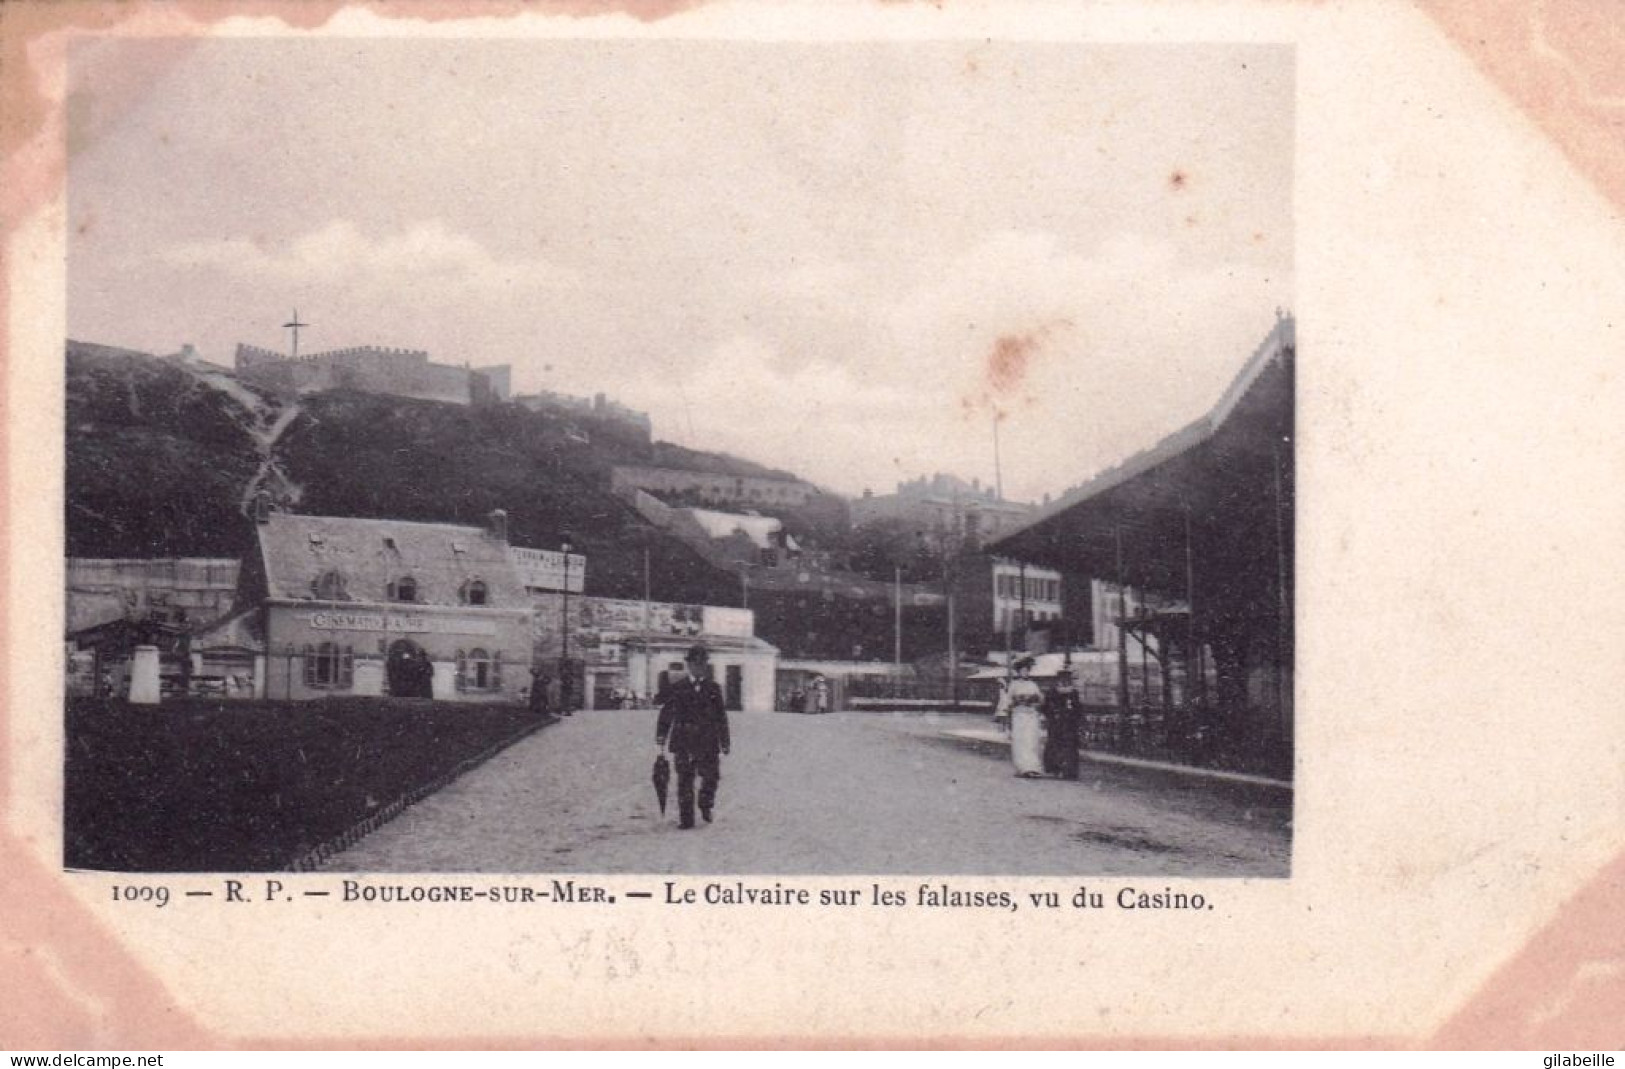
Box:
461;579;488;606
467;648;492;690
303;642;353;688
387;576;418;603
313;570;348;601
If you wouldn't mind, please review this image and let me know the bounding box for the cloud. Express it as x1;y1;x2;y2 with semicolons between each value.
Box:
661;230;1288;500
155;219;580;298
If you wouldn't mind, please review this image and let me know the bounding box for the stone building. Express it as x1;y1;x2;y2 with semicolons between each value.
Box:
234;343;511;405
610;464;818;509
528;592;778;712
66;557;239;635
240;508;532;702
851;473;1033;546
513;390;652;441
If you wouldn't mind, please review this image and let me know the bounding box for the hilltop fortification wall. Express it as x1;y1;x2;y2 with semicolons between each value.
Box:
232;343;509;405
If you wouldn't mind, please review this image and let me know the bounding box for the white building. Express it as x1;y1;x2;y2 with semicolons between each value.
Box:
528;592;778;712
991;557;1064;636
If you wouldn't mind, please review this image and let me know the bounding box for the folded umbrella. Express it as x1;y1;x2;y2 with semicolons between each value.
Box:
652;753;670;815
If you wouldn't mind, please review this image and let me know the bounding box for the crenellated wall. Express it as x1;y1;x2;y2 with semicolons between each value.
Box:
232;343;509;406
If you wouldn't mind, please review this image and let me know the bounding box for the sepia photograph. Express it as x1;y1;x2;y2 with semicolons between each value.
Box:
57;36;1296;878
7;0;1625;1050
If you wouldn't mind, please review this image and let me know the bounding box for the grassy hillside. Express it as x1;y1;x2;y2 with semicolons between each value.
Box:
65;344;743;604
274;390;735;604
66;346;265;557
63;344;961;661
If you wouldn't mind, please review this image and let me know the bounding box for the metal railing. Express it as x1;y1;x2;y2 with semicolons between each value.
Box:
845;677;1290;779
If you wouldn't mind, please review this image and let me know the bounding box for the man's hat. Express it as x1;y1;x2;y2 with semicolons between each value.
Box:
1056;667;1075;680
1013;655;1036;671
685;644;710;665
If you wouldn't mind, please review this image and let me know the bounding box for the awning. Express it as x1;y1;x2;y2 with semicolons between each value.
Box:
988;317;1294;630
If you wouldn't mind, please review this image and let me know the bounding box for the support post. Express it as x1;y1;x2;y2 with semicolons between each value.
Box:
893;565;902;670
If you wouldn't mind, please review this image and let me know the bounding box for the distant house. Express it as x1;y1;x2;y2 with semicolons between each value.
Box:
949;556;1068;656
851;472;1033;546
611;464;818;509
616;488;801;569
526;593;778;713
239;507;532;701
513;390;652;441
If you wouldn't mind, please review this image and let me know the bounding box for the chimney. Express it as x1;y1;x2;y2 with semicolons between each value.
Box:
486;508;509;543
253;490;273;524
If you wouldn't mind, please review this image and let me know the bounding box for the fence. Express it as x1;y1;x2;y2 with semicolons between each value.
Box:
846;676;1292;780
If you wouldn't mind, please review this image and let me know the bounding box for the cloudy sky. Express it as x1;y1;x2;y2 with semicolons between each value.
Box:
67;37;1292;502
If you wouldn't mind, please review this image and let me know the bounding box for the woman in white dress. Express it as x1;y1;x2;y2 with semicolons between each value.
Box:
1005;656;1046;777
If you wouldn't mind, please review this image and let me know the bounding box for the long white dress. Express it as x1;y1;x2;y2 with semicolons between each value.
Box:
1006;678;1046;776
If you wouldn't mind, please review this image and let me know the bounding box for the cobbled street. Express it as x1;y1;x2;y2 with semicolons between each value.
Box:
325;709;1290;876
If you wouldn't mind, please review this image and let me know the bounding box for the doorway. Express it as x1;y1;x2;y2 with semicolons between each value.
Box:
724;664;743;711
386;639;433;698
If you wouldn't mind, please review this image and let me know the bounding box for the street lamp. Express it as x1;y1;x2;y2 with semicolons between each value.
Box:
918;530;960;708
559;534;574;715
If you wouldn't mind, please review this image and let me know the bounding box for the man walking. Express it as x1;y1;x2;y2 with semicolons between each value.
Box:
655;644;731;829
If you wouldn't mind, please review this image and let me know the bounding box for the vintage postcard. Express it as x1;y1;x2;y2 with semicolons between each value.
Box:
3;0;1622;1049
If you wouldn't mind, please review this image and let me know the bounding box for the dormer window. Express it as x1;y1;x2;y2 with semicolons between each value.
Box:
387;576;419;603
308;533;325;546
313;570;348;600
461;579;488;606
383;536;398;552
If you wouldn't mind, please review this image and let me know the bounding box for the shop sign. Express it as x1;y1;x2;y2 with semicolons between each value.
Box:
702;607;754;638
511;547;586;592
307;611;498;637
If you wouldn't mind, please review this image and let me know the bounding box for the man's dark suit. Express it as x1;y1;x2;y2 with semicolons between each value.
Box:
655;674;731;827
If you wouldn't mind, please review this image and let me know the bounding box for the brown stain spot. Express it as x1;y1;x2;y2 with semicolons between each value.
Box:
986;331;1040;395
1184;214;1199;228
1252;231;1266;244
1169;169;1189;191
959;318;1074;420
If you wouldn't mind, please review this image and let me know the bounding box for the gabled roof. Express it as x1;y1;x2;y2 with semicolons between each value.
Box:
256;512;526;608
192;605;265;652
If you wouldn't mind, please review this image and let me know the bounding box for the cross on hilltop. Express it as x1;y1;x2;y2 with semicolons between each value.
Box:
283;309;309;359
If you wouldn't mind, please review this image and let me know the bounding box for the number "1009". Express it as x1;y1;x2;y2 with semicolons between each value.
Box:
110;884;170;908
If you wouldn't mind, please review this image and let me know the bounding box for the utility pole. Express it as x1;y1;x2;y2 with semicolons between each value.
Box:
1115;527;1130;711
559;536;574;714
1018;559;1028;653
893;564;903;670
947;566;958;708
1184;500;1206;710
643;541;653;704
992;412;1004;502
